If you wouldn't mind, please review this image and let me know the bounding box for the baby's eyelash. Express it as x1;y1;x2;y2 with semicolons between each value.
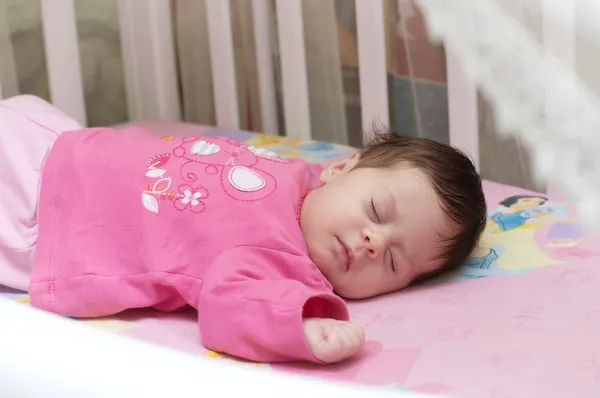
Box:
370;198;381;223
388;249;396;272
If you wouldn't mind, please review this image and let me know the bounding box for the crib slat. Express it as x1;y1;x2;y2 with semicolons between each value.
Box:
356;0;389;142
0;0;18;100
206;0;240;130
275;0;311;140
118;0;181;122
40;0;87;126
252;0;279;135
446;48;480;170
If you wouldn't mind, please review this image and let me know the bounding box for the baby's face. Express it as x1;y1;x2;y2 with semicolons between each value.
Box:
300;155;452;299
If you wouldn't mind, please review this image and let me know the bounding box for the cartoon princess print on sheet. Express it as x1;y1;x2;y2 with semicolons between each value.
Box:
490;195;600;263
463;195;581;275
542;222;600;260
458;195;549;278
141;136;289;214
486;195;553;233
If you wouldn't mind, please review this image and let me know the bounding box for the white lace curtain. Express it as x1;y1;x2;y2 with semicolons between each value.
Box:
413;0;600;225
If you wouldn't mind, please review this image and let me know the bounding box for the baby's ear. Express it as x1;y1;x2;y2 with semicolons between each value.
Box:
319;153;360;183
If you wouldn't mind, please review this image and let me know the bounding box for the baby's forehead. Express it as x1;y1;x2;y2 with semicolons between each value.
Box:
372;164;434;190
386;167;440;203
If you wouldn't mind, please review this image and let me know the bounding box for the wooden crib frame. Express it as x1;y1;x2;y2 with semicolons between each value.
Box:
0;1;578;397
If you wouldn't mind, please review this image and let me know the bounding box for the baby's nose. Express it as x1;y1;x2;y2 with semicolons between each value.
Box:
363;230;384;260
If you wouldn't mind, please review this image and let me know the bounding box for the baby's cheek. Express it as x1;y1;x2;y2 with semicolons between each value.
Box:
412;261;448;286
367;269;408;296
395;273;416;291
334;271;378;299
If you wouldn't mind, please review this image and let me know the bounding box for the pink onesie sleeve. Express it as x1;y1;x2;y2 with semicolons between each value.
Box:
197;246;349;363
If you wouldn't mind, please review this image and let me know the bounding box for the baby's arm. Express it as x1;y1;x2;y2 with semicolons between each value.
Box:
198;246;364;363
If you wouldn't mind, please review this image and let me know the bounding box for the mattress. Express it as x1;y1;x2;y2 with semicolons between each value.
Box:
2;123;599;397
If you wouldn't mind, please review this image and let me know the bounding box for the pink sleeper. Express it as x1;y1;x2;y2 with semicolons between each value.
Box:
30;127;349;363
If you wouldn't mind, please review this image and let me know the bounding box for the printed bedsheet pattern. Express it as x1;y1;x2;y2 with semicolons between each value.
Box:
3;128;600;398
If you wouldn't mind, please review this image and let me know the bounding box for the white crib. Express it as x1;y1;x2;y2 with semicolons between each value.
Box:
0;0;480;158
0;1;579;397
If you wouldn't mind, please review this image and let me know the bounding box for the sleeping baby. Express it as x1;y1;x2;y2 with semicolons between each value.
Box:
0;95;486;364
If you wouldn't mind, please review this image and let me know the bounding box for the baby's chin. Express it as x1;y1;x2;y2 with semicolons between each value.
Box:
332;277;412;300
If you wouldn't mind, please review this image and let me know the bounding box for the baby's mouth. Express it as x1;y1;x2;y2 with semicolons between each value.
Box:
336;237;352;271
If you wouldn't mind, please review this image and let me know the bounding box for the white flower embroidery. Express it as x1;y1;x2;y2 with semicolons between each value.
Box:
181;190;202;206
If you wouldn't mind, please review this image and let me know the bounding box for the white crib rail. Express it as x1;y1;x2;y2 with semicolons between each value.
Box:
33;0;476;151
252;0;280;135
40;0;86;126
117;0;181;122
34;0;400;144
275;0;312;140
0;298;434;398
206;0;240;130
39;0;181;125
356;0;390;142
204;0;393;142
0;0;18;101
446;48;480;170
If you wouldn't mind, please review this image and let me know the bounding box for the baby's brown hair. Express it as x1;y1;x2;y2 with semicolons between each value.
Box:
354;128;487;277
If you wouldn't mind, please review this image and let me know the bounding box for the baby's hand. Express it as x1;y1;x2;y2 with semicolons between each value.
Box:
302;318;365;363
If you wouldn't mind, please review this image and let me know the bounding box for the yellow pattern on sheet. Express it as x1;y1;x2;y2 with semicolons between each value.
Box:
204;350;263;367
12;294;138;332
14;296;30;305
79;318;139;332
481;228;561;270
245;133;304;147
